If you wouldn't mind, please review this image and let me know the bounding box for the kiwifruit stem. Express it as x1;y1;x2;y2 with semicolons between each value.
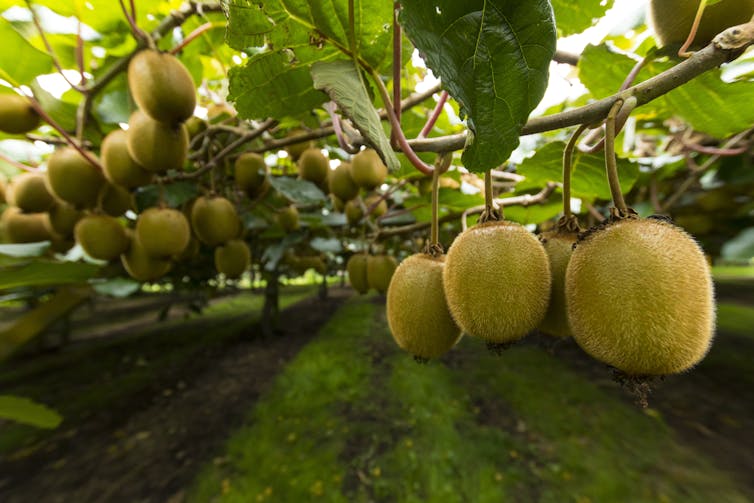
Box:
427;153;452;256
605;99;629;214
563;124;588;219
678;0;708;57
478;170;502;223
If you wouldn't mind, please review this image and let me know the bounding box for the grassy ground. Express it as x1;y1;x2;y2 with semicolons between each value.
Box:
712;265;754;279
187;296;749;503
0;286;315;456
717;302;754;338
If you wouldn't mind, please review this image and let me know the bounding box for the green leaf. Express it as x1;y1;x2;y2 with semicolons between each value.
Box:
0;261;99;290
503;198;562;225
91;278;142;298
310;236;342;253
0;395;62;429
0;18;54;86
400;1;556;172
550;0;614;36
721;227;754;260
0;241;50;258
30;79;79;132
268;176;327;205
134;181;200;211
311;60;400;172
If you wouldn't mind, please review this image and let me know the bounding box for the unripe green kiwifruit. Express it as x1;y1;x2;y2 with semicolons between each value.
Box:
291;255;326;275
234;152;269;197
365;194;387;218
443;221;552;344
328;162;358;201
136;207;190;258
74;214;129;261
330;194;345;212
539;231;578;338
565;218;714;375
277;205;300;232
346;254;369;293
0;94;39;134
101;129;153;188
0;176;6;204
214;239;251;279
387;253;462;359
284;128;314;161
297;147;329;185
100;183;134;217
45;201;81;237
121;231;172;282
128;49;196;125
11;172;54;213
190;196;241;246
351;149;388;190
2;207;51;243
46;147;105;209
649;0;754;47
126;110;188;173
367;254;397;294
344;199;363;225
185;116;207;138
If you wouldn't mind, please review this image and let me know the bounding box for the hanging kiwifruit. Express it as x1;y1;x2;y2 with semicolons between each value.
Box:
648;0;754;47
46;147;105;209
330;194;345;212
297;147;329;185
367;254;397;294
387;253;462;359
0;176;6;204
74;214;129;261
284;128;314;161
190;196;241;246
136;207;191;258
565;217;715;375
0;94;39;134
214;239;251;279
128;49;196;125
11;172;54;213
126;110;188;173
538;229;578;337
45;200;81;237
1;207;51;243
121;230;172;282
351;149;388;190
234;152;269;197
276;205;300;232
101;129;153;188
364;194;387;219
100;183;134;217
328;162;359;201
344;199;363;225
346;254;369;294
443;221;551;344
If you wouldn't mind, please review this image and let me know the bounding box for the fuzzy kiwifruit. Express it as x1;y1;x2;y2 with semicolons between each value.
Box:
126;110;188;173
128;49;196;125
538;230;578;338
289;254;326;275
387;253;462;359
328;162;359;201
214;239;251;279
351;149;388;190
443;221;551;344
11;172;54;213
74;214;129;261
190;196;241;247
649;0;754;47
101;129;153;188
121;231;172;282
0;176;6;204
100;183;134;217
344;199;363;225
565;217;714;375
367;254;397;294
0;94;39;134
234;152;269;197
365;195;387;218
284;128;314;161
346;254;369;293
136;207;191;258
277;205;300;232
46;147;105;209
297;148;329;185
2;207;51;243
45;201;81;237
330;194;345;212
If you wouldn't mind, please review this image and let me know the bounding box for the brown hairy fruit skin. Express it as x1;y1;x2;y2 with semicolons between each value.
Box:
0;94;40;134
649;0;754;47
284;128;314;161
443;221;551;344
351;149;388;190
121;231;172;282
566;218;715;376
367;254;398;294
344;199;363;225
387;254;462;359
346;254;369;294
214;239;251;279
328;162;359;201
297;147;329;185
277;205;300;232
0;176;6;204
126;110;188;173
100;183;134;217
45;201;81;237
234;152;269;197
190;196;241;247
2;207;51;243
11;172;54;213
101;129;152;188
46;147;105;209
127;49;196;125
74;215;129;261
539;231;578;338
136;207;190;258
365;195;387;218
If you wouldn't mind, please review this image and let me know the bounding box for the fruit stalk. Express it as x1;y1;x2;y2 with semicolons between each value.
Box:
428;153;452;256
679;0;708;56
563;124;588;219
392;2;402;147
604;99;629;215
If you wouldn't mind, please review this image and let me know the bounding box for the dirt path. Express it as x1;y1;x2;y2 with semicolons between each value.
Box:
0;289;351;503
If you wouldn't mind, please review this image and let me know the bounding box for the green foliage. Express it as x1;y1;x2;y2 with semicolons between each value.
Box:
550;0;615;36
0;395;62;429
268;176;327;205
0;261;99;290
0;18;53;86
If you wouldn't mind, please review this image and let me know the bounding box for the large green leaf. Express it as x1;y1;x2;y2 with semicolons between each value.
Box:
0;261;99;290
0;18;53;86
0;241;50;258
400;1;556;173
550;0;614;36
268;176;327;205
0;395;62;429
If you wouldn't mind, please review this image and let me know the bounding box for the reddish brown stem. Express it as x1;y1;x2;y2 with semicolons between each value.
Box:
679;0;707;57
169;22;220;55
76;20;87;86
0;152;39;172
392;2;402;148
683;142;748;156
418;91;449;139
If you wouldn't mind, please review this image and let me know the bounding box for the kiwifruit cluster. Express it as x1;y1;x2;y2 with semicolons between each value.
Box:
0;94;40;134
214;239;251;279
297;148;329;186
74;214;129;261
234;152;270;198
351;149;387;190
101;129;152;189
649;0;754;47
188;195;250;279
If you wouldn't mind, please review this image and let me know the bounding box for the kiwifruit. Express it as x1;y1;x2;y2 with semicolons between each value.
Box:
128;49;196;125
2;207;51;243
0;94;39;134
367;254;398;294
297;147;329;185
44;201;81;237
234;152;269;197
190;196;241;246
100;183;134;217
351;149;388;190
565;218;714;375
214;239;251;279
46;147;105;209
344;199;363;225
49;233;75;254
284;128;314;161
0;176;7;204
101;129;153;188
74;214;129;261
330;194;345;212
328;162;359;201
649;0;754;47
11;172;54;213
136;207;191;258
346;254;369;293
184;116;207;138
277;205;300;232
538;230;578;338
387;253;462;359
121;230;172;282
126;110;188;173
443;221;552;344
364;194;387;219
